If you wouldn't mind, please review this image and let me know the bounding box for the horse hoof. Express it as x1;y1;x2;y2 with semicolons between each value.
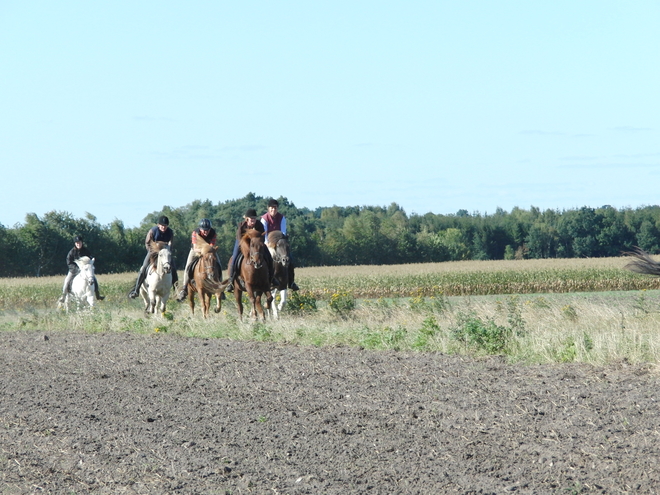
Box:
214;308;221;314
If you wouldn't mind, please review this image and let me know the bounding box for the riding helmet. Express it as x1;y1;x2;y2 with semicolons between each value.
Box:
157;215;170;226
244;208;257;219
73;235;83;243
199;218;212;230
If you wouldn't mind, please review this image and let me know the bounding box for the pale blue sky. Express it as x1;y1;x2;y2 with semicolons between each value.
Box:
1;1;658;227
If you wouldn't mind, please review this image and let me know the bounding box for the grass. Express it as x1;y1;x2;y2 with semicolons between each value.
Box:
2;256;660;365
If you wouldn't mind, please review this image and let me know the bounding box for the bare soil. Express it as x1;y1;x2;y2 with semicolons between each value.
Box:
1;330;659;494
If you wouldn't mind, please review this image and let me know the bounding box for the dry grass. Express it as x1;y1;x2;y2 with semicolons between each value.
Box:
3;256;660;364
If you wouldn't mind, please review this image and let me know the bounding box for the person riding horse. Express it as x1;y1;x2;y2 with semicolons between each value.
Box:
261;199;299;291
226;208;277;293
176;218;224;302
128;216;179;299
58;235;104;303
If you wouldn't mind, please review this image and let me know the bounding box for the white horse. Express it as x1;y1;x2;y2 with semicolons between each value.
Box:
139;242;173;316
59;257;96;312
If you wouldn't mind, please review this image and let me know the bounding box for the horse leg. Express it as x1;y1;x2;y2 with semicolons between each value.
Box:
187;286;195;315
264;290;273;321
214;291;222;314
277;288;288;312
235;288;244;320
202;291;211;318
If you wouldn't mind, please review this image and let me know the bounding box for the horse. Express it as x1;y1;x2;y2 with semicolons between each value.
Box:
186;236;225;318
59;256;96;312
139;241;173;316
266;230;290;317
235;229;273;320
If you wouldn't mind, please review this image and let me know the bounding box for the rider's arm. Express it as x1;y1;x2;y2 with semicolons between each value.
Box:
261;218;268;236
66;249;76;270
144;228;155;250
281;217;287;236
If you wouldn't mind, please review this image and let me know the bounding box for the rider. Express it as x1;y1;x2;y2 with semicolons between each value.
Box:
261;199;299;291
58;235;104;302
176;218;223;302
128;215;178;299
226;208;277;292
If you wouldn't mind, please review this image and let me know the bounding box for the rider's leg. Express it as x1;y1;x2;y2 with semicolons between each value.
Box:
263;248;280;287
59;270;76;303
171;257;179;290
176;249;195;301
94;277;105;300
128;253;151;299
288;252;299;291
227;240;240;292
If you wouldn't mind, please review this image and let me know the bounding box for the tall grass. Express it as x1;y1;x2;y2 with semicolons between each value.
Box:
2;256;660;365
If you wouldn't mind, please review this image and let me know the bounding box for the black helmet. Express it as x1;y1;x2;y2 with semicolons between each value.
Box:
199;218;212;230
73;235;83;243
267;199;279;208
157;215;169;226
244;208;257;219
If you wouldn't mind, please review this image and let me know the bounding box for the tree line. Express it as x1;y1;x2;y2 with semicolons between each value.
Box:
2;193;660;277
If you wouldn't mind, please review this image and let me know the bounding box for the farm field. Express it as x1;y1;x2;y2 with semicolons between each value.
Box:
2;257;660;493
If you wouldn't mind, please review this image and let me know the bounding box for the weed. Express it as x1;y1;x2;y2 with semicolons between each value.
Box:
450;311;512;354
561;304;578;321
329;291;355;316
286;291;317;315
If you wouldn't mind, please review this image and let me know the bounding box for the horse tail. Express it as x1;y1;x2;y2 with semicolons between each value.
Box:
624;247;660;277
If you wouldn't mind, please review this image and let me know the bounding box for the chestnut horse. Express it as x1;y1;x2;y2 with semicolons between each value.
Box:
235;229;273;320
186;237;225;318
266;230;290;317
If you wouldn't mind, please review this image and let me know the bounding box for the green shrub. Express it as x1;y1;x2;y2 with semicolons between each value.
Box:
451;311;511;354
329;290;355;315
286;291;317;315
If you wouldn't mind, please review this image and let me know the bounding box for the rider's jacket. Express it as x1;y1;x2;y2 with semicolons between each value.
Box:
192;228;217;246
261;212;286;236
146;226;174;248
66;246;92;271
236;220;264;240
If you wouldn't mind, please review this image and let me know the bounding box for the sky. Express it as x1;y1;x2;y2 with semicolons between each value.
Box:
1;1;659;228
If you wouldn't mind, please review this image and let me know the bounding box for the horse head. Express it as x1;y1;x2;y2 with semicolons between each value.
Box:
268;230;289;266
75;256;96;287
242;230;264;269
157;246;172;274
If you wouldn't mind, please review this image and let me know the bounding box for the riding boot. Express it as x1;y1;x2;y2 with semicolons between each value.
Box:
288;264;299;291
176;286;188;302
128;268;147;299
94;280;105;300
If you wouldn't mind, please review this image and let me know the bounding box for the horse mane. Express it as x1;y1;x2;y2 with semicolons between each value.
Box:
149;241;169;253
240;229;263;256
77;256;92;265
267;230;285;248
195;234;217;256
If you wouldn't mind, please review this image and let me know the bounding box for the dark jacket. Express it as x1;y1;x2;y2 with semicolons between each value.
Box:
145;226;174;249
236;220;264;241
66;246;92;272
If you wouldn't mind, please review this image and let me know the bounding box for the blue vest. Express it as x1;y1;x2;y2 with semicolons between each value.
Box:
151;226;173;244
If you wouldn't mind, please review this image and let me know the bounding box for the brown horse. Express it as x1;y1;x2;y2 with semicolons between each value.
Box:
186;237;225;318
235;229;273;320
266;230;290;316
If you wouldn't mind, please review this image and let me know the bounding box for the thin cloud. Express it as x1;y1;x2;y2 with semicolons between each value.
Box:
612;126;653;132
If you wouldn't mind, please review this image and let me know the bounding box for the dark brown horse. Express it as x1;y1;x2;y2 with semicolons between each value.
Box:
266;230;290;316
186;237;225;318
235;229;273;320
